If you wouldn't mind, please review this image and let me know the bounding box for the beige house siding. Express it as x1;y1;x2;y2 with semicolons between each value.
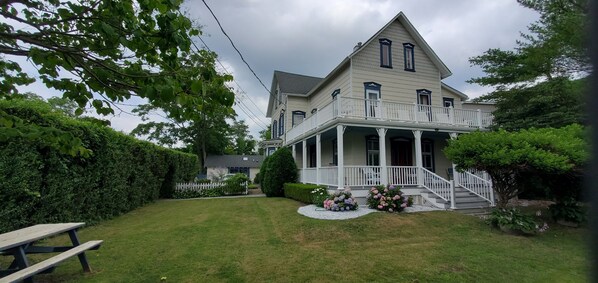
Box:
351;19;442;106
432;138;452;180
287;96;309;130
308;65;351;113
462;102;496;112
440;87;465;109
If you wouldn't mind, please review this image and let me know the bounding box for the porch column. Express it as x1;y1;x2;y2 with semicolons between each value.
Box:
291;144;296;161
302;139;307;183
337;125;345;188
449;133;458;184
449;132;458;209
377;128;388;185
316;133;321;185
413;130;423;186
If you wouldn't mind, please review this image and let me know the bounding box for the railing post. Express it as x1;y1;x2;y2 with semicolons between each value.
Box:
449;107;455;125
413;103;419;123
477;109;483;129
450;180;457;209
489;181;495;206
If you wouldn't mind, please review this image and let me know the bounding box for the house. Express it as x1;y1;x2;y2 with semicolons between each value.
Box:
205;155;264;181
264;12;495;210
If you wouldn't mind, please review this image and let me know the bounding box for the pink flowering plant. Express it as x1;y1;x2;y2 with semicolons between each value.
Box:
323;189;358;211
366;185;413;212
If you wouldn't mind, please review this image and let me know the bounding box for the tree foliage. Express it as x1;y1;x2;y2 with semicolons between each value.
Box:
0;0;215;155
469;0;589;130
261;147;297;197
225;120;257;155
444;125;588;208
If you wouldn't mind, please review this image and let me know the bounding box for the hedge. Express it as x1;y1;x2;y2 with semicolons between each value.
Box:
0;99;198;233
283;183;327;204
261;147;297;197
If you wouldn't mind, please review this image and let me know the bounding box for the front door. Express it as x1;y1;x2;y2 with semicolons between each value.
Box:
391;138;413;166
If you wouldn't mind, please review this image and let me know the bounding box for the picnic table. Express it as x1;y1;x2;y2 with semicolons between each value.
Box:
0;223;102;283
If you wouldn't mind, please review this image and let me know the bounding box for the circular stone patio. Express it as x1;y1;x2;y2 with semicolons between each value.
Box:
297;204;441;220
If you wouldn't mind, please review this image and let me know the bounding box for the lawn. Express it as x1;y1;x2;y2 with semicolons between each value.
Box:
8;197;588;282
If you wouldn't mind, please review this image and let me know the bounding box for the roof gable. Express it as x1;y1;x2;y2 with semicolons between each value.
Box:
266;70;323;117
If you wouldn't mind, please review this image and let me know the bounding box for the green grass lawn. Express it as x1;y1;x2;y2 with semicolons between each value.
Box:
6;197;588;282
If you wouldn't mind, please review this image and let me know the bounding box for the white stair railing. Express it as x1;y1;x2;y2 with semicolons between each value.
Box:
456;171;494;205
420;168;451;201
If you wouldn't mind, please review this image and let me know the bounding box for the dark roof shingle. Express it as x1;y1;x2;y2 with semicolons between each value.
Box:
205;155;264;168
274;70;322;95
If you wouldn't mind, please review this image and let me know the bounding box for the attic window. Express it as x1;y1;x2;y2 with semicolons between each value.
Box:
379;39;392;68
403;43;415;71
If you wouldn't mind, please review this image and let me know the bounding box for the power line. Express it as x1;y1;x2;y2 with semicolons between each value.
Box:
200;0;276;103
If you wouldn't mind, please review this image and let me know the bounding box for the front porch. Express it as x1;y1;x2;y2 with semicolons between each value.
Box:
290;125;495;209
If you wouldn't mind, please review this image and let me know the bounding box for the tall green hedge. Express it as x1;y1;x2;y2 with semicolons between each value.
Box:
0;99;198;233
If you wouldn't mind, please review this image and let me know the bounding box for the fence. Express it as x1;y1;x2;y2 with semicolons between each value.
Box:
174;181;248;198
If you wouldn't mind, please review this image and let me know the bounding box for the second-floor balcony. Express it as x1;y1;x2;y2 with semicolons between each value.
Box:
285;97;493;144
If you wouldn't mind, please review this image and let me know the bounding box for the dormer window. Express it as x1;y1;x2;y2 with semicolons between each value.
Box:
403;43;415;71
292;111;305;127
379;39;392;68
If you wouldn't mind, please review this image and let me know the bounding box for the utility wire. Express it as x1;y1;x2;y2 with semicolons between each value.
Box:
200;0;276;103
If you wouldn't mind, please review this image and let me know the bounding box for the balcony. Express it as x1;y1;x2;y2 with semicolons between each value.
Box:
285;97;493;144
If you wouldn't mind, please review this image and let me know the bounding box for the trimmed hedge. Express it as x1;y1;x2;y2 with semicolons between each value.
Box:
0;99;198;233
284;183;327;204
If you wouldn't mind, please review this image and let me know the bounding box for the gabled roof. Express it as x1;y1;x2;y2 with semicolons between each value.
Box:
305;12;452;97
205;155;264;168
266;71;323;117
441;82;468;100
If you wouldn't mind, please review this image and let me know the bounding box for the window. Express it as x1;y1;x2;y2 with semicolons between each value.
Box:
417;89;432;105
267;147;276;156
278;112;284;136
379;38;392;68
292;111;305;127
364;82;381;118
421;139;434;172
229;167;249;176
443;97;454;108
366;136;380;166
331;89;340;99
332;139;338;166
403;43;415;71
272;121;277;138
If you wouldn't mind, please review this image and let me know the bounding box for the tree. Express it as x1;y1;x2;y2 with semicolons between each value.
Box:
47;97;79;117
0;0;209;155
444;125;587;208
261;147;297;197
131;50;236;168
257;124;272;155
469;0;589;130
226;120;256;155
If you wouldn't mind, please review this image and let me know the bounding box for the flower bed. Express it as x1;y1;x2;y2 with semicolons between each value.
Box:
323;190;358;211
366;185;412;212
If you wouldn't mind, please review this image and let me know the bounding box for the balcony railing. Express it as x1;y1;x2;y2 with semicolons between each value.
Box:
285;97;493;143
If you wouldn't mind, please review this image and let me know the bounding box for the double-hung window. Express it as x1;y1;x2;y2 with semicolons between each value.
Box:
366;136;380;166
379;39;392;68
403;43;415;71
278;112;284;136
292;111;305;127
272;120;277;138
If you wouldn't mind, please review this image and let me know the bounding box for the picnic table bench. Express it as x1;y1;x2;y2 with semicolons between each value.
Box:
0;223;102;283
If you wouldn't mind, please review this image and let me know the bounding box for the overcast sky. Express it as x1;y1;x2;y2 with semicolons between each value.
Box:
17;0;539;141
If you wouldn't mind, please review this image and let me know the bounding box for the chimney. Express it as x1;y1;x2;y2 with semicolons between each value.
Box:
353;42;362;52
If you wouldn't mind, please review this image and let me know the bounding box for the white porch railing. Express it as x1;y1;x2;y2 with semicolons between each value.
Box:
286;97;493;144
421;167;452;201
319;166;338;186
344;166;381;187
301;168;317;184
457;171;494;205
387;166;418;186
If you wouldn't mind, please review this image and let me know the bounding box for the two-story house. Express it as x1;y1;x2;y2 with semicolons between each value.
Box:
265;12;494;210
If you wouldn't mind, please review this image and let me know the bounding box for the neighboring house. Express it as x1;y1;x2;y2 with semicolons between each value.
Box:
462;100;497;113
205;155;264;181
264;12;495;210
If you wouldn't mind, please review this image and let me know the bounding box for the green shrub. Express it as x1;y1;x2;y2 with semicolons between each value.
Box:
549;199;586;224
222;173;249;195
253;172;261;184
311;187;329;207
0;99;198;233
487;208;548;235
262;148;298;197
283;183;327;204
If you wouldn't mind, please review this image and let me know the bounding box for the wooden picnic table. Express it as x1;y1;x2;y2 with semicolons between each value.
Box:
0;223;102;283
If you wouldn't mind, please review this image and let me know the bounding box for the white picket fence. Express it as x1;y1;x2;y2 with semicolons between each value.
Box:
175;181;248;196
